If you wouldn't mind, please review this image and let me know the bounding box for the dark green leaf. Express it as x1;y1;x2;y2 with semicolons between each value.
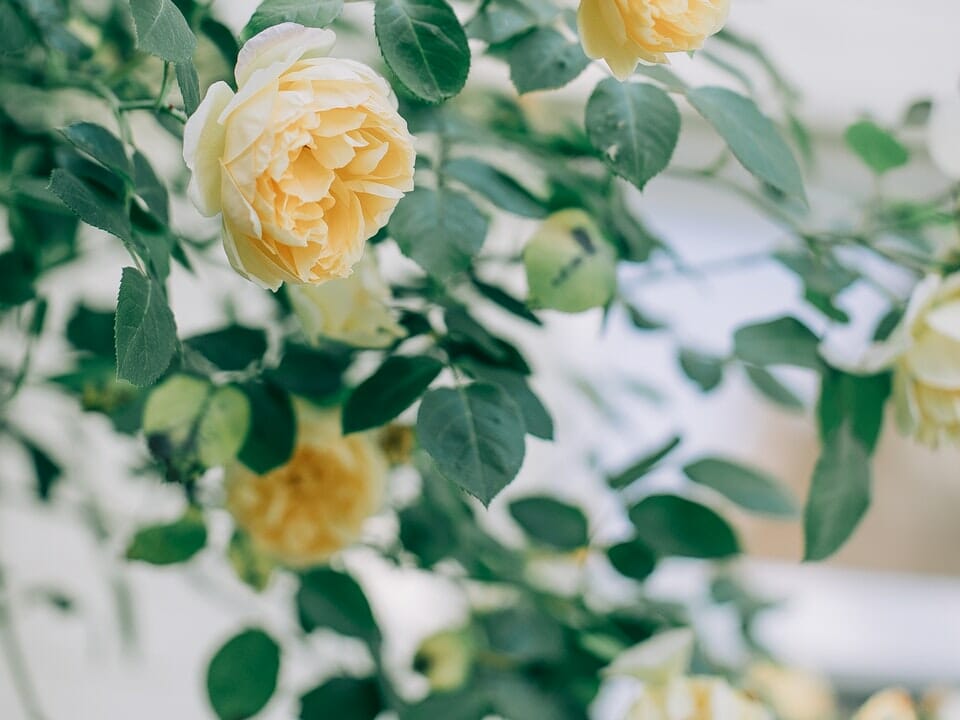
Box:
607;435;681;489
744;366;804;410
67;304;115;357
482;606;564;662
175;61;201;116
126;510;206;565
25;440;61;501
48;169;131;242
237;381;295;474
844;120;909;174
509;496;588;550
342;355;443;434
114;267;177;386
267;343;348;398
733;316;821;370
456;359;553;440
445;157;546;218
687;86;806;201
374;0;470;103
586;79;680;190
297;568;380;643
417;383;526;505
607;540;656;581
508;27;589;94
683;457;798;517
817;369;891;454
803;426;871;561
678;348;724;392
130;0;197;63
245;0;344;36
207;629;280;720
390;188;487;280
465;0;554;44
133;150;170;224
61;123;132;181
187;326;267;371
0;251;35;306
470;276;542;325
299;676;382;720
629;494;740;559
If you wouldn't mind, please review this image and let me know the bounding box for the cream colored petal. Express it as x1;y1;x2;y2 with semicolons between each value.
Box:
235;23;336;87
924;298;960;341
905;330;960;389
182;81;235;216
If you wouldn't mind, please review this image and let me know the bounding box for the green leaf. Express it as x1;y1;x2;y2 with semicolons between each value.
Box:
175;61;201;116
67;304;115;357
733;316;821;370
445;157;546;218
48;169;131;242
143;374;210;443
186;325;268;371
130;0;197;63
299;677;382;720
509;496;588;550
607;435;681;490
586;79;680;190
629;494;740;559
465;0;555;44
482;606;564;662
206;629;280;720
342;355;443;434
687;86;806;201
126;510;207;565
297;568;380;643
456;359;554;440
133;150;170;224
198;386;252;467
817;369;891;453
244;0;344;37
114;267;177;386
470;276;542;326
0;251;35;306
607;540;656;581
390;187;487;280
683;457;798;517
678;348;724;392
374;0;470;103
508;27;589;94
25;440;61;501
267;343;348;398
237;381;295;474
803;426;871;561
417;383;526;505
744;366;804;410
844;120;909;174
61;123;132;181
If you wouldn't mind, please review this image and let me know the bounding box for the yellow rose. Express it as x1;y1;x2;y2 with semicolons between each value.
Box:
627;677;771;720
745;663;836;720
183;23;416;290
287;252;406;348
225;404;386;566
854;690;917;720
865;275;960;446
578;0;730;79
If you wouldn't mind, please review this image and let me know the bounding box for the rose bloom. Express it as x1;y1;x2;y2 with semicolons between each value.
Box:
225;404;386;566
864;275;960;446
745;663;836;720
183;23;416;290
287;251;406;348
854;690;917;720
627;677;772;720
578;0;730;79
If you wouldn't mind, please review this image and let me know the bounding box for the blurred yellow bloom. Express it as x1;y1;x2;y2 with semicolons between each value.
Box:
413;628;475;692
225;405;386;566
627;676;771;720
854;689;917;720
287;252;406;348
578;0;730;79
745;663;836;720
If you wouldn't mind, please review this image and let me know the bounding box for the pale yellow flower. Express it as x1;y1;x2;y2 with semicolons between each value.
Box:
627;676;771;720
745;663;836;720
225;405;386;566
578;0;730;79
287;252;406;348
854;689;917;720
413;628;475;692
183;23;416;290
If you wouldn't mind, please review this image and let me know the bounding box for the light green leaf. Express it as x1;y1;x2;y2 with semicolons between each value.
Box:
733;316;821;370
629;494;740;559
114;267;177;386
198;386;251;467
175;61;201;116
244;0;344;37
804;426;871;561
48;169;132;242
586;79;680;190
374;0;470;103
508;27;589;94
444;157;546;218
126;509;206;565
342;355;443;434
390;188;487;280
687;86;806;201
607;435;681;490
683;457;798;517
844;120;909;174
61;123;132;181
509;496;588;550
143;374;210;443
745;366;804;410
678;348;725;392
465;0;555;44
206;629;280;720
417;383;526;505
130;0;197;63
297;568;380;644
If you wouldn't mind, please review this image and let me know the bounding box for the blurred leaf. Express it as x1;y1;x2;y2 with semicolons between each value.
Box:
206;628;280;720
130;0;197;63
509;496;588;550
482;605;564;662
237;381;295;474
733;316;821;370
586;79;680;190
818;369;891;454
297;568;380;644
629;494;740;559
132;151;170;224
903;99;932;127
0;251;36;306
267;343;348;398
607;435;681;490
244;0;344;37
872;306;904;342
143;374;210;443
687;87;806;202
299;676;382;720
508;27;589;94
744;366;804;410
417;383;526;505
470;276;542;325
175;61;201;116
844;120;909;174
683;457;798;517
197;385;251;467
114;267;177;386
606;540;656;581
343;355;443;434
187;326;267;371
678;348;724;392
25;440;61;501
126;509;206;565
66;304;115;357
445;157;546;218
466;0;555;44
804;426;871;561
61;123;132;181
228;531;274;592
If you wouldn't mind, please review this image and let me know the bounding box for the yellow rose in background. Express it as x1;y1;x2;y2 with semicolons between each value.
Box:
854;690;917;720
745;663;837;720
183;23;416;290
578;0;730;79
287;252;406;348
627;677;772;720
225;404;386;566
